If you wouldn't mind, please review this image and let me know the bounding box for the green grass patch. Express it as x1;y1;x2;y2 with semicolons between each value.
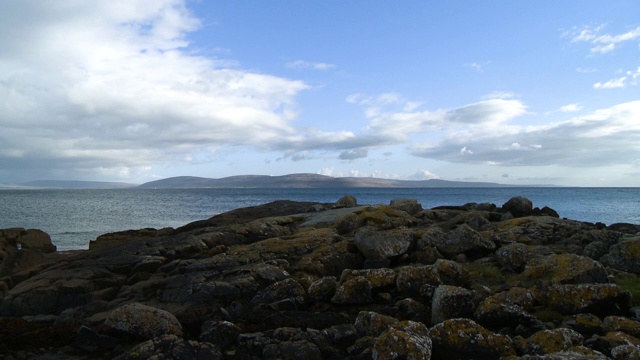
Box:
615;276;640;306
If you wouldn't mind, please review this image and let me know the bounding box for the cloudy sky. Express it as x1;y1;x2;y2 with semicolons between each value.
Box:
1;1;639;186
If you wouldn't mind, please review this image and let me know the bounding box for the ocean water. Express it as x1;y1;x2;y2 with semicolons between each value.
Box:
0;187;638;251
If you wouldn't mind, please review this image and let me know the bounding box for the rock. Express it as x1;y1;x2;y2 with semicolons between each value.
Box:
524;253;609;284
434;259;471;287
353;227;413;260
251;278;306;308
567;313;605;336
395;265;441;297
264;339;323;360
105;303;182;340
431;285;475;324
321;323;359;351
584;241;610;261
339;268;396;290
0;228;56;276
428;318;516;359
199;320;241;350
502;196;533;218
543;284;631;316
354;311;400;337
336;195;358;208
331;276;372;305
611;344;640;360
602;316;640;338
307;276;337;303
514;328;584;355
600;237;640;274
373;320;432;360
389;198;423;215
113;334;221;360
335;213;366;235
587;331;640;356
474;296;538;330
495;243;529;272
425;224;495;258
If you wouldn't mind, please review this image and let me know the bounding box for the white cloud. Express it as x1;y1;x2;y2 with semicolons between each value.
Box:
286;60;336;70
569;25;640;54
0;0;310;181
411;100;640;167
594;76;626;89
558;103;583;113
408;170;440;180
465;61;490;73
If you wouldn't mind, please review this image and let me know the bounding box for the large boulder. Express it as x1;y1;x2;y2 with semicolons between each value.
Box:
431;285;475;324
514;328;584;355
474;296;538;330
429;318;516;359
113;334;221;360
524;253;609;284
396;265;441;297
354;311;400;337
502;196;533;218
389;198;423;216
105;303;183;339
339;268;397;290
331;276;372;305
542;284;631;316
353;227;413;261
495;243;529;272
373;320;432;359
423;224;495;258
600;237;640;274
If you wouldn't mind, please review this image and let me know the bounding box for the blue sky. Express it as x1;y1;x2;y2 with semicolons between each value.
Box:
1;1;639;186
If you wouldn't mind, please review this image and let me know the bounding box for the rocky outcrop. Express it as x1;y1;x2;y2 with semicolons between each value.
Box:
1;196;639;359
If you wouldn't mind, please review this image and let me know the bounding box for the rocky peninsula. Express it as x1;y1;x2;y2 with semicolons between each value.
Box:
1;196;640;359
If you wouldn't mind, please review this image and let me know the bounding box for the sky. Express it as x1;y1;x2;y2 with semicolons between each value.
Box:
1;1;639;186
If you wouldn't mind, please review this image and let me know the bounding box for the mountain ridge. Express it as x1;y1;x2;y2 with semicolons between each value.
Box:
137;173;537;189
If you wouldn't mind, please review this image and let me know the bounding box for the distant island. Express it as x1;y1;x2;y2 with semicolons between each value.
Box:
2;173;551;190
137;173;529;189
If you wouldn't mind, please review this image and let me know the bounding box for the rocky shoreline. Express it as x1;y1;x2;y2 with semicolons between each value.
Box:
1;196;640;359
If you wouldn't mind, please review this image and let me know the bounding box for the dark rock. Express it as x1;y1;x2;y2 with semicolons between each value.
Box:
339;268;396;291
373;320;432;359
353;227;413;260
389;198;423;215
496;243;529;272
524;253;609;284
474;296;538;330
429;318;516;359
199;320;241;350
331;276;372;305
542;284;631;316
513;328;584;355
113;334;221;360
336;195;358;208
502;196;533;218
431;285;475;324
395;265;441;297
600;237;640;274
307;276;337;303
354;311;399;338
251;278;306;309
104;303;183;339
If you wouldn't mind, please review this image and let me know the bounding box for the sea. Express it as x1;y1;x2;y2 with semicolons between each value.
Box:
1;187;639;251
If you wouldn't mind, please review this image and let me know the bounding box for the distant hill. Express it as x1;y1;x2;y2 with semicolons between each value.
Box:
137;173;520;189
19;180;137;189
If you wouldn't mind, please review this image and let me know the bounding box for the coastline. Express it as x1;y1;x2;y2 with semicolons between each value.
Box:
1;196;640;358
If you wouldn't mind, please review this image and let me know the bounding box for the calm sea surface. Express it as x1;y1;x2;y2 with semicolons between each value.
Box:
1;187;638;251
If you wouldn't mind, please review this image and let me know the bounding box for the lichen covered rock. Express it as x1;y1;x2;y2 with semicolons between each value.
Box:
105;303;183;339
429;318;516;359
